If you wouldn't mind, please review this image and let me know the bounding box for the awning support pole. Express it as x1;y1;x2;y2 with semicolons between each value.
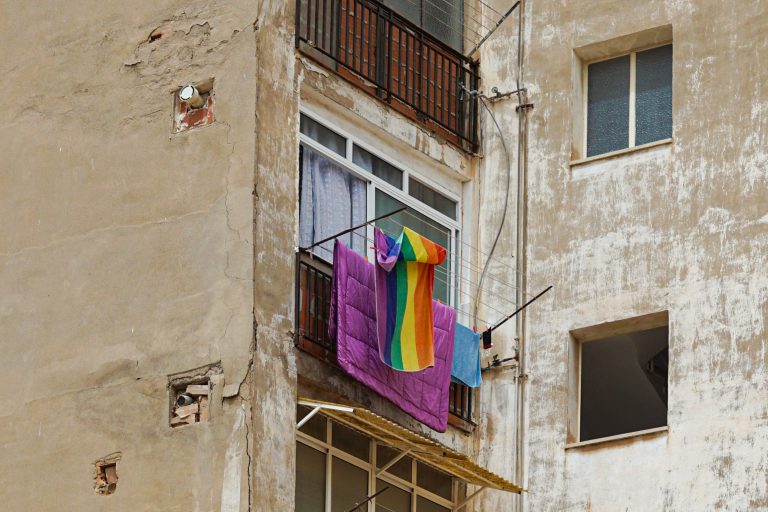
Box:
453;486;487;511
296;406;322;429
375;449;412;476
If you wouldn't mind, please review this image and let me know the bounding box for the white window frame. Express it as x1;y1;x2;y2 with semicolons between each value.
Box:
582;42;673;157
297;416;459;511
298;107;462;307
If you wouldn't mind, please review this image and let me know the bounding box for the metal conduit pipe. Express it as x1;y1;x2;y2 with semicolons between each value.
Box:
514;2;529;511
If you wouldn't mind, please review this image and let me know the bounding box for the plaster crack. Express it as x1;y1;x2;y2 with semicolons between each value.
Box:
242;397;254;512
0;205;217;259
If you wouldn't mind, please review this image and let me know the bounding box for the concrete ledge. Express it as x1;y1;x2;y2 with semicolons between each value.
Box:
571;138;673;167
565;426;669;450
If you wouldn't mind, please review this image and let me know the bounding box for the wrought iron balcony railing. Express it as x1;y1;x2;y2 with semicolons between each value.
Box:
295;252;474;424
296;0;480;151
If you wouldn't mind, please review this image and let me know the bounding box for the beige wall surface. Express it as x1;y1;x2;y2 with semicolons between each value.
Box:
0;0;494;509
522;0;768;510
0;1;259;510
7;0;761;510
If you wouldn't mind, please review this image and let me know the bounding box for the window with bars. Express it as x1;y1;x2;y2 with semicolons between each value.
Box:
296;406;463;511
584;44;672;157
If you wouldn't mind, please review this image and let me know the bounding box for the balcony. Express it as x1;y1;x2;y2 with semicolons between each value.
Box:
295;252;475;425
296;0;480;151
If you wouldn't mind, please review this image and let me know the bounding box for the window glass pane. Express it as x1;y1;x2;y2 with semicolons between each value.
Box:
353;145;404;189
331;457;369;512
416;496;451;512
300;114;347;156
423;0;464;51
376;445;413;481
299;145;368;259
580;326;669;441
416;462;452;500
297;405;327;440
381;0;420;27
376;479;412;511
635;44;673;145
296;442;326;512
374;191;451;303
587;55;630;156
408;178;457;220
331;422;370;461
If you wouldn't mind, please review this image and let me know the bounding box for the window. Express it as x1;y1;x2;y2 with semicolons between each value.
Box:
296;406;459;511
382;0;463;51
569;313;669;444
298;111;461;304
585;44;672;157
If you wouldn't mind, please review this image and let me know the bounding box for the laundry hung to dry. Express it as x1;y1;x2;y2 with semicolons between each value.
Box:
330;240;456;432
374;227;448;372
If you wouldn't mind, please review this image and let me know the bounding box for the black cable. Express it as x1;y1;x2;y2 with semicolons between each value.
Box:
472;94;512;328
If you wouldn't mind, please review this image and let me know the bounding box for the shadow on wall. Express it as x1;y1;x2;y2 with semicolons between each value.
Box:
580;326;669;441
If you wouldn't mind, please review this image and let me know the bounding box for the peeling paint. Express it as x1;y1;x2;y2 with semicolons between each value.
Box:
221;406;246;512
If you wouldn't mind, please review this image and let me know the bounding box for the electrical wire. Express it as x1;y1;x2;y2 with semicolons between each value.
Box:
391;208;522;279
476;0;504;17
423;0;498;30
393;0;487;40
379;210;516;289
305;231;507;326
471;94;513;328
307;235;503;324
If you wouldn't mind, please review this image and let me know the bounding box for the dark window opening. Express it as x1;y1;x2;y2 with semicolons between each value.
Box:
580;326;669;442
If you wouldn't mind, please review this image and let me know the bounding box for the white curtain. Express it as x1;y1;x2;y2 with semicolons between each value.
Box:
300;146;367;260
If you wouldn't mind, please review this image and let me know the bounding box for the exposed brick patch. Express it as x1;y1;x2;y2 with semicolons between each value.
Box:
94;453;121;495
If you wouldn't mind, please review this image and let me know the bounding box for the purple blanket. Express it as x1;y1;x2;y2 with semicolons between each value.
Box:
330;241;456;432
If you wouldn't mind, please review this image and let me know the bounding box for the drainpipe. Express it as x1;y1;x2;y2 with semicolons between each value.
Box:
514;2;529;511
514;92;530;512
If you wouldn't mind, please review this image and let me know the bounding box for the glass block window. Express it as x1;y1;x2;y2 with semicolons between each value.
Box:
586;44;672;157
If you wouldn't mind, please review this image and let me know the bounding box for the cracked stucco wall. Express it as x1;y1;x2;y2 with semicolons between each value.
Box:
0;1;257;510
518;0;768;510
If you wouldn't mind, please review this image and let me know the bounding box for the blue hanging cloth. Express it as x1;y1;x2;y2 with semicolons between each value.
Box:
451;323;483;388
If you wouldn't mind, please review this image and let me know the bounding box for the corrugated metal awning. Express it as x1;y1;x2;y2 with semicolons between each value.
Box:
298;398;524;494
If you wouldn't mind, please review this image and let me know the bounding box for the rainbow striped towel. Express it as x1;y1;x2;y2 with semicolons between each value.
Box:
374;227;448;371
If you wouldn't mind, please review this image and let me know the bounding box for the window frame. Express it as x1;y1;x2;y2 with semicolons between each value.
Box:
298;108;463;306
567;312;671;448
582;42;673;158
297;414;459;511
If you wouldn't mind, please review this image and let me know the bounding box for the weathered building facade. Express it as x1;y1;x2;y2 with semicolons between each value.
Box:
521;1;768;510
1;0;766;510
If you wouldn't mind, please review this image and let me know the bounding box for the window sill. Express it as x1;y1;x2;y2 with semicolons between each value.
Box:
565;425;668;449
447;413;476;434
571;138;672;167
